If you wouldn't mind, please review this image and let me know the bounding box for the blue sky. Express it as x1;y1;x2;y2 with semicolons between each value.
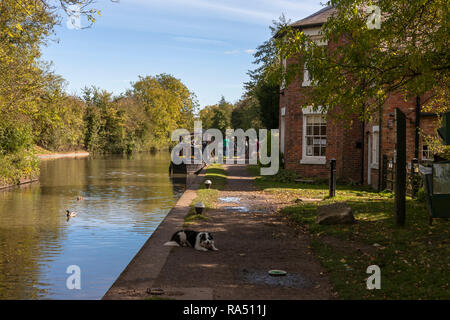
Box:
42;0;324;109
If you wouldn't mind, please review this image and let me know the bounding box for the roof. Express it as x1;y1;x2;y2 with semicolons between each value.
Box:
289;6;336;29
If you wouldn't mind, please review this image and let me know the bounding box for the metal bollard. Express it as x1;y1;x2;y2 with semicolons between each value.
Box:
329;158;336;198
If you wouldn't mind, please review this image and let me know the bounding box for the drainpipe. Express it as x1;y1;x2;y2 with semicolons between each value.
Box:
415;96;421;159
361;119;365;184
378;104;383;192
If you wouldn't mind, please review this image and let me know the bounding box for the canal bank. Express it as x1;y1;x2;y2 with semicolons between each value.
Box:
0;151;89;191
36;151;89;160
103;168;207;300
0;176;39;191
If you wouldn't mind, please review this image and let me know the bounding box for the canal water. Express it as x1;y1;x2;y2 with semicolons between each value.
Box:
0;152;187;299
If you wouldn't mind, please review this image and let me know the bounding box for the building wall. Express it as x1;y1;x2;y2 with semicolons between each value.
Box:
280;64;438;188
279;62;364;181
363;92;438;189
279;29;439;188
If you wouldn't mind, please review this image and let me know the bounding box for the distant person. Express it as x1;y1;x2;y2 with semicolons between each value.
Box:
223;137;229;157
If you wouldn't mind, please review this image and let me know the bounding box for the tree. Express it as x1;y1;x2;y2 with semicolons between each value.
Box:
244;16;289;129
130;74;197;149
231;96;262;131
277;0;449;125
83;86;126;153
199;96;234;133
199;105;217;129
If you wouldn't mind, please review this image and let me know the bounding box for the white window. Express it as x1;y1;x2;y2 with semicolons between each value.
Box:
302;42;311;87
370;126;379;169
422;144;433;161
281;57;287;89
301;43;327;87
301;106;327;164
302;65;311;87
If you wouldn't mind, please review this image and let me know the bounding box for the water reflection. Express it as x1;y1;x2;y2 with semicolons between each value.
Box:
0;152;185;299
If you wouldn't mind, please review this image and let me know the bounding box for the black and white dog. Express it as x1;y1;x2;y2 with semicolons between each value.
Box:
164;230;218;251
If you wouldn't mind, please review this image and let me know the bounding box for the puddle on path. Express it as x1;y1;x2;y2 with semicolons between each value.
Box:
219;197;241;203
240;269;314;289
224;206;249;213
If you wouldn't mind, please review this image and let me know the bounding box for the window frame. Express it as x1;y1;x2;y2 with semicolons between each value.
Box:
421;143;433;162
300;106;327;165
301;30;328;87
281;57;287;89
302;66;312;87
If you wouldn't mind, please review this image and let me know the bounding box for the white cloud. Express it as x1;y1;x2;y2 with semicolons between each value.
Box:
224;49;240;55
244;49;256;54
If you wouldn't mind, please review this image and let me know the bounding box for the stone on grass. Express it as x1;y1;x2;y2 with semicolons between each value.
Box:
316;203;355;225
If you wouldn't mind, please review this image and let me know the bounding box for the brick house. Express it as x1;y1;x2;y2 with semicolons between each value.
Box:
279;6;439;189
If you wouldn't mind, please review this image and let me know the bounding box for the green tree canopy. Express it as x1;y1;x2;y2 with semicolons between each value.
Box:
244;16;289;129
199;96;234;133
130;74;197;147
231;95;262;131
277;0;449;122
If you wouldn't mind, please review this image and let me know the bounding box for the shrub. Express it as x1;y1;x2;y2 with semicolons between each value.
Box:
416;186;426;203
273;168;299;183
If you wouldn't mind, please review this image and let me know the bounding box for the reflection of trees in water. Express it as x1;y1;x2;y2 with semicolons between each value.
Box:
0;183;64;299
0;151;182;299
170;174;190;198
84;152;179;216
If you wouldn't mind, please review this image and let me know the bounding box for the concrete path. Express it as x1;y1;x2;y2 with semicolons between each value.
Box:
148;164;334;300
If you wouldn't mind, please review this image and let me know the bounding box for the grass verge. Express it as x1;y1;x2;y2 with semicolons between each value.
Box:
248;165;450;300
184;163;227;226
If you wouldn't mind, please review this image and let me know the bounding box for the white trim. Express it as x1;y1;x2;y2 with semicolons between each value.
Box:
301;107;327;165
281;57;287;89
302;67;311;87
302;28;328;46
421;143;433;161
300;31;328;87
280;110;285;154
300;157;327;165
369;128;379;170
302;27;322;37
302;105;327;115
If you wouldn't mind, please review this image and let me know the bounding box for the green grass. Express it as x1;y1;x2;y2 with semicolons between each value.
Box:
248;165;450;300
184;163;227;226
248;165;374;199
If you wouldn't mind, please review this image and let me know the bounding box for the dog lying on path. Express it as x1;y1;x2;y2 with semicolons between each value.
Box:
164;230;219;252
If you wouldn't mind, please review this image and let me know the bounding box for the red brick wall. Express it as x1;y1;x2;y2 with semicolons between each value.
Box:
279;66;364;181
278;45;439;188
363;93;438;189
